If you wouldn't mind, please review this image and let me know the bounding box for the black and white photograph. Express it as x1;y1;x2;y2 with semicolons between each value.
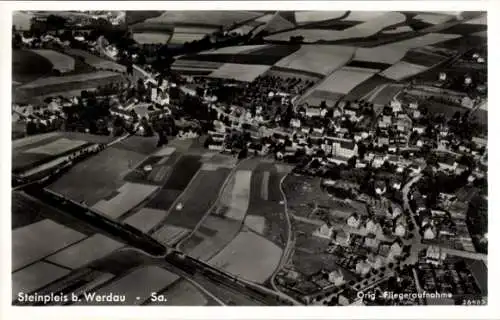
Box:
5;2;493;318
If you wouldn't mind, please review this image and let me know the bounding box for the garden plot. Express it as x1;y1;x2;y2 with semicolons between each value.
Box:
152;224;191;246
380;61;429;81
24;138;87;155
65;49;126;72
12;219;86;271
123;208;167;233
12;261;70;300
133;32;171;44
313;67;376;95
75;266;179;305
49;147;145;206
209;63;271;82
274;45;355;76
31;50;75;73
208;230;282;283
294;11;347;24
152;280;208;306
46;234;124;269
91;183;159;219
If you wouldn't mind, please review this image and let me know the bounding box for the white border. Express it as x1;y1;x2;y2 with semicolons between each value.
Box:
1;2;496;320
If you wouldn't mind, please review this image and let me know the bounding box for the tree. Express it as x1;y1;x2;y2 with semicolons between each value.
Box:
348;156;357;169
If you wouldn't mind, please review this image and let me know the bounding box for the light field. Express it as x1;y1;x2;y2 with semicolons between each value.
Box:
12;219;86;271
152;280;208;306
294;11;347;24
274;45;355;76
46;234;124;269
208;231;282;283
65;49;127;72
92;183;159;219
143;11;262;28
18;71;121;89
124;208;167;233
12;262;70;300
153;224;191;246
380;61;429;80
31;50;75;73
244;215;266;234
222;170;252;221
314;67;376;95
198;45;270;55
209;63;271;82
354;46;407;64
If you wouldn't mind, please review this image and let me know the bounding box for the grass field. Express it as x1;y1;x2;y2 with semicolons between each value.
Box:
46;234;124;269
77;266;179;305
12;219;86;271
31;50;75;73
123;208;168;233
370;83;403;105
161;155;202;190
244;215;266;234
48;147;145;206
152;224;191;246
113;136;160;155
163;168;230;229
65;49;127;73
343;74;394;102
12;50;53;84
208;230;282;283
12;261;70;299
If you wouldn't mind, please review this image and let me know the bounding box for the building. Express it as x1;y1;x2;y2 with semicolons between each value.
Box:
425;246;447;265
347;213;361;229
423;225;437;240
364;233;380;249
314;223;334;239
334;229;350;246
324;137;358;159
394;223;406;237
390;100;402;113
389;239;403;257
367;253;383;269
355;260;372;276
328;269;346;286
365;219;383;235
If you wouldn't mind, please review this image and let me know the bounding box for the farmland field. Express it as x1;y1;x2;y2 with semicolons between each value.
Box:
12;262;70;299
161;155;202;190
387;32;462;50
12;50;53;84
65;49;126;72
208;230;282;283
152;280;208;306
343;74;394;101
24;138;87;155
402;49;447;67
46;234;124;269
123;208;168;233
48;147;145;206
162;168;230;229
152;224;191;246
179;44;301;65
132;32;171;44
380;61;428;80
294;11;347;24
217;170;252;221
141;11;263;28
274;45;355;76
169;32;208;45
113;136;160;155
413;13;455;25
31;50;75;73
91;183;159;219
314;67;376;95
12;219;86;271
369;83;403;105
199;45;270;55
301;90;344;107
15;71;124;98
209;63;271;82
76;266;179;305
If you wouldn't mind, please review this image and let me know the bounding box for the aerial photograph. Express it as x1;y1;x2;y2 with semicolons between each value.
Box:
11;10;487;307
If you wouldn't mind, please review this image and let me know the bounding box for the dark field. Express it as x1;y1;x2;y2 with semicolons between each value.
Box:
344;74;393;102
163;168;230;229
403;50;447;67
345;60;392;71
162;155;202;191
12;50;53;84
